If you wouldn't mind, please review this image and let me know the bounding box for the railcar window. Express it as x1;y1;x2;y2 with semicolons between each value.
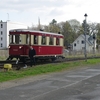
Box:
26;34;29;44
9;34;31;44
9;35;20;44
9;35;13;44
49;37;53;45
1;43;2;47
15;35;20;44
56;38;59;45
20;34;25;44
34;35;38;44
42;36;46;45
59;38;63;46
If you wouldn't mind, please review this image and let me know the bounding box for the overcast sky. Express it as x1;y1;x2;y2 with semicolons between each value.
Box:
0;0;100;26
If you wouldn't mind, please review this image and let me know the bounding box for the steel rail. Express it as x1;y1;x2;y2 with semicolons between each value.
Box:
0;56;100;69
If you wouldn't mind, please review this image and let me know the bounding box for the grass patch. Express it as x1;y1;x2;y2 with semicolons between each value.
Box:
0;58;100;82
0;56;7;60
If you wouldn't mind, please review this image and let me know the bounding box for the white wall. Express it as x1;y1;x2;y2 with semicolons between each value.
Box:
73;36;92;52
0;22;7;49
73;36;84;51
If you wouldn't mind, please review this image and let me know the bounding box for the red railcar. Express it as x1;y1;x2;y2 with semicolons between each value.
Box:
7;29;64;62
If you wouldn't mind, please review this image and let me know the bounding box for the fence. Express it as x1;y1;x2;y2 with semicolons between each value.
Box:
0;50;9;58
63;49;100;58
0;49;100;60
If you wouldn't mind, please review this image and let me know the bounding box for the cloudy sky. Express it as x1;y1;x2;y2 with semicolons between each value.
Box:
0;0;100;26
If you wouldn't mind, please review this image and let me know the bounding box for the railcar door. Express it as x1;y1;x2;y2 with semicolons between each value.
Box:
21;34;31;55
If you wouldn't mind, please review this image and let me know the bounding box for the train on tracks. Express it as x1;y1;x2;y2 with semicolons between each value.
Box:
7;29;64;63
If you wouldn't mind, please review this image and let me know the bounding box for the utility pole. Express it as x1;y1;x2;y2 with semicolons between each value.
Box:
84;13;88;62
93;30;97;56
38;17;41;30
7;13;9;21
93;33;95;56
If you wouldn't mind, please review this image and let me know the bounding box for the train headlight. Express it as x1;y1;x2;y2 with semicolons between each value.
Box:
8;46;10;48
19;46;22;49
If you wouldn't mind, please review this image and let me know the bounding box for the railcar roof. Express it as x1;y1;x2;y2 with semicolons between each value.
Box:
9;29;63;36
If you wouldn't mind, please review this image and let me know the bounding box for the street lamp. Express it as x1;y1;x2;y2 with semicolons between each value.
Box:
84;13;88;62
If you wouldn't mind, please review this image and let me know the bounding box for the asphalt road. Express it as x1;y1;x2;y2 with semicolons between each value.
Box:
0;64;100;100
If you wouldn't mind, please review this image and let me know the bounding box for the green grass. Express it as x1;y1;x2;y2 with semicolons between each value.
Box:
0;56;7;60
0;58;100;82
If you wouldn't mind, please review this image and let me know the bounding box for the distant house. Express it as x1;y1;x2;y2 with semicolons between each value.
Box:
72;34;96;52
0;21;27;49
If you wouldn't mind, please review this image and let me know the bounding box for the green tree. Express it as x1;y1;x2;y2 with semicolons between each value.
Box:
96;23;100;46
60;21;73;48
68;19;82;41
50;19;57;25
68;19;81;33
48;19;60;33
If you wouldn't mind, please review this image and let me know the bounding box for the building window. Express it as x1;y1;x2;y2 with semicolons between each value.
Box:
1;43;2;47
81;40;84;44
1;31;3;35
1;37;2;41
1;24;3;28
74;43;76;46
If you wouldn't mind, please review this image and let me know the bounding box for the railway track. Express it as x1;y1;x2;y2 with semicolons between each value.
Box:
0;56;100;70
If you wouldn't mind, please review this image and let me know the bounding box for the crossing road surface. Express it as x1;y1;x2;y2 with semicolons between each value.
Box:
0;64;100;100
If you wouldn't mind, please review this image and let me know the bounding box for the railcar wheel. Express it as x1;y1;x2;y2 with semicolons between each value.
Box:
6;56;13;61
19;57;27;63
51;57;56;62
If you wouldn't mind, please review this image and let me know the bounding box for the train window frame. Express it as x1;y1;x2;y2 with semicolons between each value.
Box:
56;37;59;45
15;34;20;44
60;38;64;46
49;36;54;45
9;34;20;44
9;35;13;44
41;35;46;45
26;34;29;44
34;35;38;44
19;34;26;44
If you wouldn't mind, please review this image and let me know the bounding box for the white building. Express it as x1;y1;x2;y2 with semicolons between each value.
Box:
0;21;27;49
72;34;96;52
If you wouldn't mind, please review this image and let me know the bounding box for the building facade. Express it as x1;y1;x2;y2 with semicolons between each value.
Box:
72;34;96;52
0;21;27;49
